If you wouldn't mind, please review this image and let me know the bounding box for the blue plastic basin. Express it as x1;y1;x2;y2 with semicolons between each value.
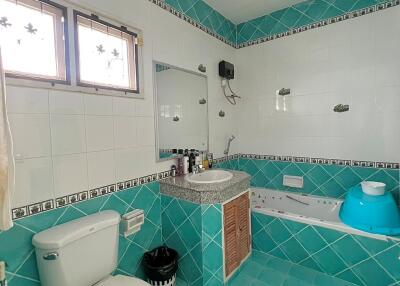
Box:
339;185;400;235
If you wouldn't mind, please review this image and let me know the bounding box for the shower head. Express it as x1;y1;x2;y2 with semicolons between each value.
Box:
224;135;236;156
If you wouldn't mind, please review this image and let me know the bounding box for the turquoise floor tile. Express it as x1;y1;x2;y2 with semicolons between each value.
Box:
8;276;40;286
228;251;355;286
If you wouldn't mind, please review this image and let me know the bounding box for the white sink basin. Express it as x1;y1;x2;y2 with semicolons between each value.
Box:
185;170;233;184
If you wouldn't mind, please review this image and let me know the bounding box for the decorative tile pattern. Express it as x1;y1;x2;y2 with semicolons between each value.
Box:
228;250;356;286
149;0;399;48
161;195;224;286
150;0;236;47
237;0;399;47
252;212;400;286
215;155;399;200
11;170;172;220
1;182;162;286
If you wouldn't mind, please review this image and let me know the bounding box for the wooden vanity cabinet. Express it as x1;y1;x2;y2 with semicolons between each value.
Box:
223;192;250;278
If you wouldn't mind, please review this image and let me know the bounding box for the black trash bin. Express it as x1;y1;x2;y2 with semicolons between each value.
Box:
143;246;178;286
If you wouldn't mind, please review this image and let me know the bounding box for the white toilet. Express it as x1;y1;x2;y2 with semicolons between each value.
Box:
32;210;150;286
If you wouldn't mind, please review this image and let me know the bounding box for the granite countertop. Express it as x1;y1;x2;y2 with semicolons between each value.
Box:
160;170;250;204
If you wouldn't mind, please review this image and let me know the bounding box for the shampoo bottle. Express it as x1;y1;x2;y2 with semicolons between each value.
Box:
189;151;196;173
183;150;189;174
195;151;201;166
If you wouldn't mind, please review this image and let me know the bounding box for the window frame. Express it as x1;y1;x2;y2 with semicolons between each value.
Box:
1;0;70;84
73;10;140;94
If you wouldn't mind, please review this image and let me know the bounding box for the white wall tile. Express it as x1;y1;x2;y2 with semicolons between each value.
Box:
85;115;114;152
84;94;113;115
4;0;239;208
235;8;400;162
114;116;137;149
9;114;51;159
114;148;136;182
53;154;88;197
135;97;154;117
49;90;84;114
122;146;157;178
87;150;115;189
13;157;54;208
6;86;48;114
51;115;86;155
113;97;136;116
136;116;155;147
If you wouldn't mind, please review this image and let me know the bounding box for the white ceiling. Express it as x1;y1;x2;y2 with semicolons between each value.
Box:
203;0;305;24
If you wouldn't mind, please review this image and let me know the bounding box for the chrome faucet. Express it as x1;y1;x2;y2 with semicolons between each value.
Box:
224;135;236;156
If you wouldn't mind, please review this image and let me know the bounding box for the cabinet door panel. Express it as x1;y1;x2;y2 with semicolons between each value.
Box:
224;200;239;277
238;194;250;261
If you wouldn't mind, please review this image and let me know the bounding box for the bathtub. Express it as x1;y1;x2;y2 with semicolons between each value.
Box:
251;188;397;241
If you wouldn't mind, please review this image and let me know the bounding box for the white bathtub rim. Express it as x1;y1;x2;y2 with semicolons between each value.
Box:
251;188;400;242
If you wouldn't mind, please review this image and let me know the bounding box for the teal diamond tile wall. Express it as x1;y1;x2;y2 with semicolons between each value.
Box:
252;211;400;285
0;182;162;286
216;158;399;200
236;0;392;45
161;195;203;286
164;0;236;45
201;204;224;286
156;0;395;47
161;195;224;286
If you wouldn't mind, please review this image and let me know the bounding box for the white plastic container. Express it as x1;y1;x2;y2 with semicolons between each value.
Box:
361;181;386;196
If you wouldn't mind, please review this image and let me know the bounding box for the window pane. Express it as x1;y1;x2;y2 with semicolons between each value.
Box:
0;0;65;80
77;16;136;91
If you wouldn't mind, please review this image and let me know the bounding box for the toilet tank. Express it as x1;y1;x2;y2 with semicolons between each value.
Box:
32;211;121;286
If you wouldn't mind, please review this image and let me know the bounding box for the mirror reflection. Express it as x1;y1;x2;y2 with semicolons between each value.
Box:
154;63;208;161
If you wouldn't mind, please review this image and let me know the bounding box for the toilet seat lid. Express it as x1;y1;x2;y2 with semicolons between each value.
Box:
97;275;150;286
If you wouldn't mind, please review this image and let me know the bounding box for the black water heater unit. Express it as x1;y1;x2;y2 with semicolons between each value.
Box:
219;61;234;80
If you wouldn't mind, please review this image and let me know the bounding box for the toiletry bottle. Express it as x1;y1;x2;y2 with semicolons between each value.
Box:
203;153;209;170
189;151;196;173
208;153;213;169
177;149;184;175
183;150;189;175
171;165;177;177
195;151;201;166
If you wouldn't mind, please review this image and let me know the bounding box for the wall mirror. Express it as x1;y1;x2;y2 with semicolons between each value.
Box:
153;62;209;161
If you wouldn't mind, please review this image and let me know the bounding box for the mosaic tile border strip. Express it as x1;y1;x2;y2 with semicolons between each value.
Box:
214;154;399;170
11;170;172;220
237;0;400;48
148;0;236;48
149;0;399;49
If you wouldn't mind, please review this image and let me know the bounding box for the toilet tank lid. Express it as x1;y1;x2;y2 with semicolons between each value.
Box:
32;210;121;250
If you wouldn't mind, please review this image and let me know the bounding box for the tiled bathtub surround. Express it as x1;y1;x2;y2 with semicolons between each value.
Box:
161;195;224;286
0;182;162;286
150;0;399;48
252;211;400;286
215;155;399;200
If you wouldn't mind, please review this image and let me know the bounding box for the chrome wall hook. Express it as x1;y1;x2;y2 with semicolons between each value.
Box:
198;64;206;73
333;104;350;113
